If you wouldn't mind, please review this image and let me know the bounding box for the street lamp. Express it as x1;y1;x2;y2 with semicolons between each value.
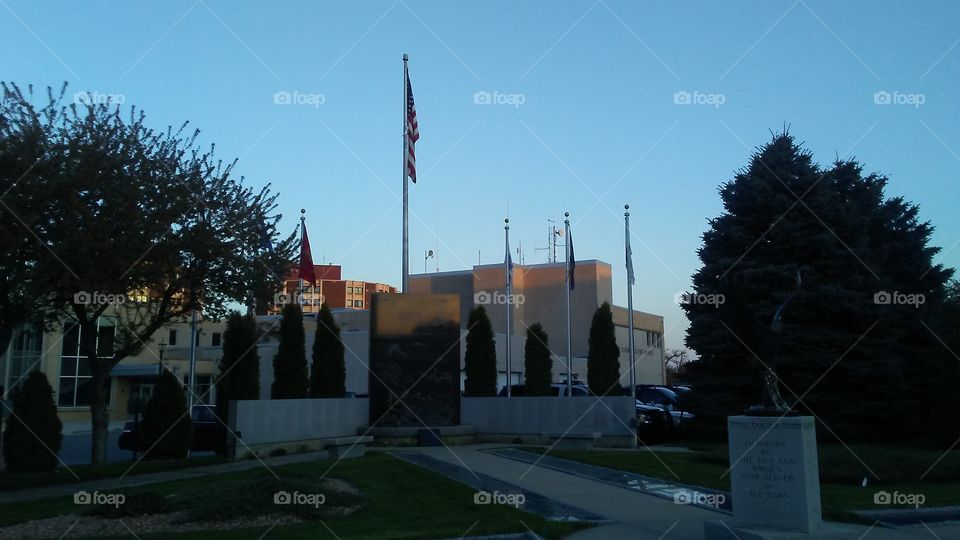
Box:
424;249;434;273
157;340;167;376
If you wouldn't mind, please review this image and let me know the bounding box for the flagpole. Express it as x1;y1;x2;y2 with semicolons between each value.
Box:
564;212;572;396
504;218;512;397
625;204;636;392
401;53;410;293
299;209;305;305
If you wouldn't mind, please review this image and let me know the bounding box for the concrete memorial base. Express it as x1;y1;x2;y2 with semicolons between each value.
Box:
705;415;856;540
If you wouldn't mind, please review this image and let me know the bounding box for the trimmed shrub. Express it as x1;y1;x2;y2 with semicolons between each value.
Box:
587;302;621;396
463;306;497;396
141;370;192;460
311;303;346;397
524;323;552;396
271;303;308;399
3;371;63;472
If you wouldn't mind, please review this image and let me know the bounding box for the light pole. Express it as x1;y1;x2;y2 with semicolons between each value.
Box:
157;340;167;377
424;249;434;273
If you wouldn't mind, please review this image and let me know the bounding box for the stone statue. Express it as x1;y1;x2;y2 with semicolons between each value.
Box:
718;270;801;415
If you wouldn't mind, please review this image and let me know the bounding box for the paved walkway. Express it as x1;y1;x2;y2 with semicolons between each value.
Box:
390;445;960;540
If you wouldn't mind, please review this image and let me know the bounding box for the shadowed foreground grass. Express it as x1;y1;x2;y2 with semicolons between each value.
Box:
521;445;960;522
0;452;591;539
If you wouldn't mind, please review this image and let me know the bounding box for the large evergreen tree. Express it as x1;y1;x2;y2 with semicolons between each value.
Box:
684;131;954;441
311;303;346;397
524;323;553;396
587;302;621;396
463;306;497;396
271;302;308;399
215;312;260;452
3;371;62;472
141;370;193;460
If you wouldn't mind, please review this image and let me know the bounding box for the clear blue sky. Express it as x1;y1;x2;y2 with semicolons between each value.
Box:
3;0;958;349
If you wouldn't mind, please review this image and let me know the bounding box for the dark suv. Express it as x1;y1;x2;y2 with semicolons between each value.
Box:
118;404;224;452
634;385;695;431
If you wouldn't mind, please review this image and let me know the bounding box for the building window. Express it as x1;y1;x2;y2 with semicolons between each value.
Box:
168;329;177;346
211;332;221;347
59;319;114;407
5;324;42;397
183;375;214;404
355;286;363;294
346;300;353;307
354;300;363;308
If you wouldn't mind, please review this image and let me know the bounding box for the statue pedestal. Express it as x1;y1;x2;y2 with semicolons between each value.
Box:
705;416;856;540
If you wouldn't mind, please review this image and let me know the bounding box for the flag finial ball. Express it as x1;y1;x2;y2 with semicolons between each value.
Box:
625;204;629;210
564;212;569;218
300;208;305;214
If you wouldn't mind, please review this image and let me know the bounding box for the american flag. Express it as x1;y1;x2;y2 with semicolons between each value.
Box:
406;70;419;183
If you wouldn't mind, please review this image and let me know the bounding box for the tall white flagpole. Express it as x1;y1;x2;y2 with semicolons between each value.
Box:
564;212;573;396
504;218;512;397
402;54;410;293
625;204;636;392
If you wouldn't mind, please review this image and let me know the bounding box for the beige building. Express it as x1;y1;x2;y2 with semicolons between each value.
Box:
409;259;665;388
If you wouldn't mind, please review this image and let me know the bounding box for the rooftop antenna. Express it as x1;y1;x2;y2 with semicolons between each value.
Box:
535;218;563;263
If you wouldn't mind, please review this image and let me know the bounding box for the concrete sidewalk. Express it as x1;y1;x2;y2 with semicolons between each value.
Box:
393;445;960;540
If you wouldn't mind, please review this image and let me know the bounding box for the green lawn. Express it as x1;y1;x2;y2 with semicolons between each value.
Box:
521;445;960;522
0;452;591;540
0;455;226;492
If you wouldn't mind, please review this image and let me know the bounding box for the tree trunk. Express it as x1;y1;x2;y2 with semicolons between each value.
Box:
78;319;110;465
89;374;110;465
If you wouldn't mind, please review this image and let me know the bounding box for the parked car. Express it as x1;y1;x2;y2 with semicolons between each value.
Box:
496;382;593;397
633;385;695;431
118;404;224;452
497;383;673;441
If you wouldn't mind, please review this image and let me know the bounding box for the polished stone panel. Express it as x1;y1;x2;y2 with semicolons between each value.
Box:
368;293;461;427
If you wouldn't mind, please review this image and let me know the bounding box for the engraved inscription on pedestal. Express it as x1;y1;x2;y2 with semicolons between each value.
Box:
728;415;822;533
